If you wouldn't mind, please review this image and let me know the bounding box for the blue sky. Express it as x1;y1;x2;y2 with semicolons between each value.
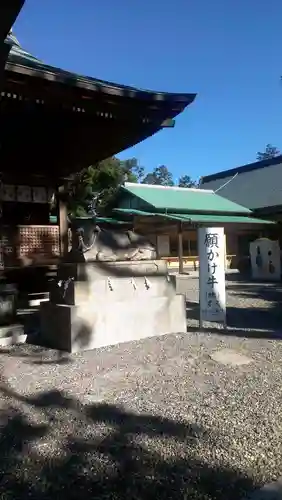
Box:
14;0;282;182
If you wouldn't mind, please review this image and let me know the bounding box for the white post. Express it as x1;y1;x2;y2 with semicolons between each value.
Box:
198;227;226;328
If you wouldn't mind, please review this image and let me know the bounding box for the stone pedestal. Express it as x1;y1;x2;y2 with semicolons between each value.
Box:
169;273;192;299
39;260;187;353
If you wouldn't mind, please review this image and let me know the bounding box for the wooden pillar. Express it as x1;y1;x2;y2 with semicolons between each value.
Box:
188;238;191;256
178;221;184;274
58;185;68;257
224;232;227;270
0;176;3;270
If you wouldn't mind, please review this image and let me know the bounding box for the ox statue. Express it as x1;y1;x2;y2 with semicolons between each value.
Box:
69;218;156;263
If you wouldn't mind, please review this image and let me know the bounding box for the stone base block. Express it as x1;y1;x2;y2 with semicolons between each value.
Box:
51;260;173;306
57;259;168;281
39;294;187;353
0;324;26;347
170;274;192;298
51;274;175;306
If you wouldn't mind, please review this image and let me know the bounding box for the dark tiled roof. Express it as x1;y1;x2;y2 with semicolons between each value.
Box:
200;156;282;210
202;155;282;183
1;33;197;177
0;1;24;43
4;33;196;105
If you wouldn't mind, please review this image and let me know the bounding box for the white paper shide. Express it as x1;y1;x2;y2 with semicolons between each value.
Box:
198;227;226;323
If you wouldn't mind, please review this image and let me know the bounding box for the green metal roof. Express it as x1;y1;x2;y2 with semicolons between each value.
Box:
114;208;274;225
50;215;129;225
71;216;130;225
121;183;251;214
164;213;274;225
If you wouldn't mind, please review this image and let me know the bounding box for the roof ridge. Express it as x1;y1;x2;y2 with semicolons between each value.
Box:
5;34;197;102
6;31;43;64
124;182;214;193
202;154;282;183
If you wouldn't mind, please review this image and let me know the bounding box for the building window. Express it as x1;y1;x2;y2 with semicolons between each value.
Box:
189;239;198;255
170;237;178;256
169;236;198;256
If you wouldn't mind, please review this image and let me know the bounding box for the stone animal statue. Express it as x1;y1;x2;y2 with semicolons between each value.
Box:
69;220;156;262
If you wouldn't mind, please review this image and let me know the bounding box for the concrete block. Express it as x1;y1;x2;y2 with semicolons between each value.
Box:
40;294;187;353
51;275;175;306
57;259;168;282
170;274;193;298
50;260;173;306
0;324;26;347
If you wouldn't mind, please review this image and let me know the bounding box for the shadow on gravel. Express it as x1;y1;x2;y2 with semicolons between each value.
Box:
0;378;257;500
186;299;282;339
185;273;282;337
226;282;282;334
0;344;71;365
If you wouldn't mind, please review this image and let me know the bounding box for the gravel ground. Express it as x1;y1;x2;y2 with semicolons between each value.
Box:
0;276;282;499
185;273;282;333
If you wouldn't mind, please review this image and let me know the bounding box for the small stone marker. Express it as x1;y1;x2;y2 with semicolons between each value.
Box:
210;348;252;367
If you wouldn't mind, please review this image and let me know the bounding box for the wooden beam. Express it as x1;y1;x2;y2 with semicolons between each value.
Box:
178;222;184;274
161;118;175;128
58;185;68;257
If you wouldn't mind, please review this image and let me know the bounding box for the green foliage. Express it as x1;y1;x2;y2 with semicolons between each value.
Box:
67;157;144;217
67;157;197;217
142;165;174;186
256;144;280;161
142;167;198;188
178;174;198;188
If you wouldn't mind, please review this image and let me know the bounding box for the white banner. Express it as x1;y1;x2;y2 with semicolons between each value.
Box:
198;227;226;323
